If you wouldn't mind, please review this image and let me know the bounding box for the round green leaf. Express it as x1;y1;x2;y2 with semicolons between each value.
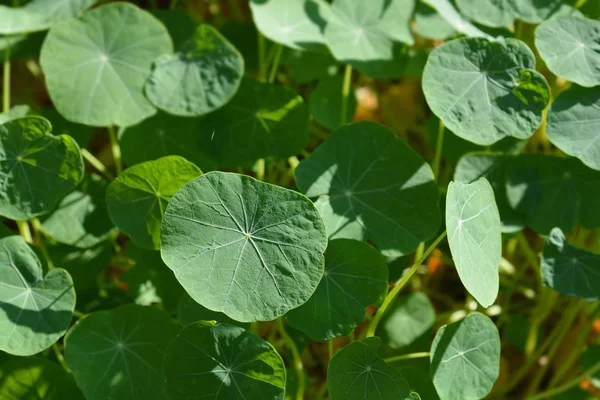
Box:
0;116;84;221
286;239;388;341
511;0;563;23
541;227;600;301
379;292;436;349
430;312;501;400
119;112;217;172
106;156;202;250
24;0;96;23
250;0;330;51
456;0;514;28
0;357;84;399
423;37;550;146
178;292;249;329
547;86;600;171
163;322;286;400
161;171;327;322
0;235;75;356
422;0;491;38
40;174;115;248
295;121;440;258
446;178;501;308
64;304;180;400
145;24;244;117
198;76;310;168
309;76;357;130
0;5;50;34
535;16;600;88
328;337;413;399
40;3;173;127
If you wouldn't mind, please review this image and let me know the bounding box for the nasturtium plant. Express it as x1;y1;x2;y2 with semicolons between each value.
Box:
0;116;84;220
0;235;75;356
24;0;97;22
163;322;286;400
178;292;249;329
0;104;29;124
414;2;456;40
422;0;490;38
309;75;357;129
379;292;436;349
455;0;515;28
0;5;50;35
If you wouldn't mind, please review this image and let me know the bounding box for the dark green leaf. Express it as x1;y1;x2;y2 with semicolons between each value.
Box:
178;292;249;329
581;344;600;388
309;75;357;130
379;292;436;349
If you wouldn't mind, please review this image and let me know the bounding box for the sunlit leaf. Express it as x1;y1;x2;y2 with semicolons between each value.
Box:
24;0;96;22
422;0;490;38
0;5;50;34
456;0;514;28
414;2;456;40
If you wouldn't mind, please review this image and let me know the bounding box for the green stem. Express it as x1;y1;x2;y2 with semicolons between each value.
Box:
256;158;265;181
384;352;430;364
276;318;305;400
268;44;283;83
16;220;32;243
3;37;10;113
575;0;588;9
527;361;600;400
169;0;178;9
328;340;334;360
340;64;353;124
107;126;122;175
72;310;86;319
52;343;69;371
432;119;445;181
365;231;447;338
31;218;54;270
258;32;267;81
81;148;114;180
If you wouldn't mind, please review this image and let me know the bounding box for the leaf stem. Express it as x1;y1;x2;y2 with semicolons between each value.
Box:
527;361;600;400
258;32;267;81
16;220;32;243
340;64;353;124
107;126;122;175
384;352;430;364
328;340;334;360
256;158;265;181
432;119;444;181
72;310;86;319
268;44;283;83
276;318;305;400
31;218;55;270
81;148;114;180
365;230;447;338
3;38;10;113
52;343;69;372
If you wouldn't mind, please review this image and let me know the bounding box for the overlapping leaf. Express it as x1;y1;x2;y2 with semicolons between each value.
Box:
0;5;50;34
422;0;490;38
414;2;456;40
309;76;357;130
178;292;248;329
456;0;514;28
24;0;96;22
379;292;436;349
0;105;29;125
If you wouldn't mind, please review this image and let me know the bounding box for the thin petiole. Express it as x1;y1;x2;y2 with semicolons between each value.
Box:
268;44;283;83
276;318;305;400
340;64;353;124
107;126;122;175
432;119;445;181
81;148;114;180
384;352;430;364
16;220;32;243
3;38;10;113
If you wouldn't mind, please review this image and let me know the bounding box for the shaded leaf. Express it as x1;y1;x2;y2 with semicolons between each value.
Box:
379;292;436;349
178;292;249;329
309;75;357;130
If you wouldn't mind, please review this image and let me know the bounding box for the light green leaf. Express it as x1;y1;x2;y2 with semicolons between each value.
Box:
40;3;173;127
0;235;75;356
0;104;30;125
541;227;600;301
0;357;84;399
119;112;217;172
379;292;436;349
535;16;600;88
547;86;600;171
106;156;202;250
145;24;244;117
511;0;563;23
0;5;50;34
456;0;514;28
309;75;357;130
446;178;501;307
295;121;440;258
178;292;249;329
430;312;501;400
328;337;413;399
414;2;456;40
423;37;550;146
40;174;115;248
24;0;96;22
163;322;286;400
250;0;330;51
0;116;84;220
198;76;310;168
286;239;388;341
161;171;327;322
64;304;180;400
422;0;490;38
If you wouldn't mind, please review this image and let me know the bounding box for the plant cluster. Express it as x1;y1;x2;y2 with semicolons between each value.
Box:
1;0;600;399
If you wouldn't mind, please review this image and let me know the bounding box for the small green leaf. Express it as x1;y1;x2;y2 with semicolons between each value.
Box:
145;24;244;117
423;37;550;146
161;171;327;322
309;76;357;130
541;227;600;301
535;16;600;88
286;239;388;341
0;357;84;399
446;178;502;307
163;322;286;400
178;292;249;329
295;121;440;258
40;3;173;127
422;0;490;38
0;5;50;35
547;86;600;171
24;0;96;22
41;174;115;248
106;156;202;250
328;337;413;399
455;0;514;28
64;304;180;400
430;312;501;400
379;292;436;349
0;235;75;356
0;116;84;221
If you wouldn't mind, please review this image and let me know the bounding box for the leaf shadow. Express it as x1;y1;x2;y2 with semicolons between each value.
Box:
430;319;463;378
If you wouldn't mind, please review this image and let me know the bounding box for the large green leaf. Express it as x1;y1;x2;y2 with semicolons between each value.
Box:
423;37;550;146
422;0;490;38
328;337;414;399
547;86;600;171
145;24;244;117
40;3;173;127
379;292;436;349
0;357;84;399
430;312;501;400
163;322;286;400
250;0;330;51
64;304;180;400
456;0;514;28
0;116;84;221
0;235;75;356
161;171;327;322
535;16;600;88
0;5;50;34
446;178;501;308
106;156;202;250
286;239;388;341
178;292;249;329
24;0;96;22
119;112;217;172
40;174;115;248
541;227;600;301
198;76;310;167
324;0;414;78
309;75;357;130
295;121;440;258
285;49;340;83
505;154;600;234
